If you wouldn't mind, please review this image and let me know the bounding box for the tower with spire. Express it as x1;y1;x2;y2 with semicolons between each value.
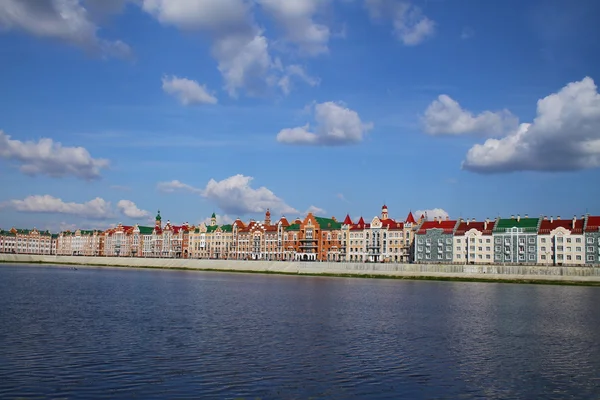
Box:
155;210;162;229
381;204;389;220
210;212;217;227
265;209;271;226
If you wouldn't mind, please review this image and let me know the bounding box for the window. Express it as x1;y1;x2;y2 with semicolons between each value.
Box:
495;238;502;244
446;246;451;252
418;246;423;252
557;237;564;243
576;255;582;261
588;246;594;252
446;238;452;244
456;246;461;251
528;246;535;252
457;254;462;259
418;238;423;244
519;238;525;245
557;246;564;251
567;255;572;261
486;239;491;243
426;239;431;244
417;254;423;259
505;255;511;261
478;239;483;244
519;255;525;261
557;254;564;260
486;246;491;252
576;238;582;243
425;254;431;260
446;254;452;259
457;239;462;244
529;254;535;261
566;238;572;243
587;255;595;262
576;247;582;252
528;237;535;244
470;246;475;251
541;238;547;243
486;254;491;259
495;246;501;252
541;255;546;260
588;237;594;244
541;246;546;252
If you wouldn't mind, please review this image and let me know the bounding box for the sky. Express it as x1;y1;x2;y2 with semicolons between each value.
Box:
1;0;600;232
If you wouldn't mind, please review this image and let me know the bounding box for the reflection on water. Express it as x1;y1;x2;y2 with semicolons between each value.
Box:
0;265;599;399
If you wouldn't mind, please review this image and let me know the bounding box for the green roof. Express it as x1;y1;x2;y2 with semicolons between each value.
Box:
156;210;161;221
207;225;218;233
220;224;233;232
314;217;341;230
138;226;154;235
493;217;539;232
285;223;300;231
211;212;216;218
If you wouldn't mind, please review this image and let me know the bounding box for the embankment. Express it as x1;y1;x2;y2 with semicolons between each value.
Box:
2;254;600;285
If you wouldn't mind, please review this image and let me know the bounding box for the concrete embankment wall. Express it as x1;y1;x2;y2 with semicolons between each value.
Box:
2;254;600;283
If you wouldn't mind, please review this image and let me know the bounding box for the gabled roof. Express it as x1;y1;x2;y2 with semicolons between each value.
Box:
454;221;495;236
585;216;600;232
539;218;584;234
493;217;539;233
417;220;458;234
405;211;416;224
343;214;353;225
350;217;369;231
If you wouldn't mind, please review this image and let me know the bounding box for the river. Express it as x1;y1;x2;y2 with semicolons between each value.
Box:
0;264;598;399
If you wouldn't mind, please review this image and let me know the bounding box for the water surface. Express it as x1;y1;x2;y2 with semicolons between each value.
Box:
0;264;599;399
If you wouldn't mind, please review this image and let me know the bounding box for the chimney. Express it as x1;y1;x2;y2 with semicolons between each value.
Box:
439;218;442;224
517;215;521;222
573;215;577;229
550;216;553;223
433;216;437;222
543;216;548;220
466;219;470;225
511;215;515;219
331;216;336;222
484;220;488;230
557;215;561;220
525;214;528;219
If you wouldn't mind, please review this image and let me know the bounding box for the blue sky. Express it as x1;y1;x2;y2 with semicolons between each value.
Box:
1;0;600;232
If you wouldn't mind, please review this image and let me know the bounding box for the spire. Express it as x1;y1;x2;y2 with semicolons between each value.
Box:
265;208;271;225
210;212;217;227
405;211;416;224
156;210;161;221
343;214;353;225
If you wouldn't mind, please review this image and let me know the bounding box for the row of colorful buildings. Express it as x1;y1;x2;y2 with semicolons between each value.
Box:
2;206;600;266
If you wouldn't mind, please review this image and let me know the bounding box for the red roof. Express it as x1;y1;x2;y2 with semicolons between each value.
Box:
585;216;600;232
350;216;369;231
278;217;290;227
454;220;495;236
343;214;353;225
539;218;585;234
417;220;458;234
405;211;416;224
420;214;425;219
381;218;403;230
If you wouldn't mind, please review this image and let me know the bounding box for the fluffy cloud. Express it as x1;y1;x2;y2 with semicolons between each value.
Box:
157;174;298;216
0;0;131;58
142;0;277;97
0;130;109;180
257;0;330;56
416;208;449;221
305;205;326;215
162;75;217;105
276;63;320;95
117;200;149;219
2;195;150;220
277;101;373;145
463;77;600;173
1;195;114;219
423;95;518;136
199;214;234;226
157;180;203;194
365;0;435;45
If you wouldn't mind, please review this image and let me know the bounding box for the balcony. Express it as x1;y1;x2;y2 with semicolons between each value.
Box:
299;238;317;242
300;244;318;249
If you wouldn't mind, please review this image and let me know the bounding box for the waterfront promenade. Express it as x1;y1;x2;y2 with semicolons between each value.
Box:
2;254;600;284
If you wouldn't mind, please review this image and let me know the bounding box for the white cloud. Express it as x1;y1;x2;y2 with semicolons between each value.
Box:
276;63;320;95
1;195;114;219
200;214;234;225
0;0;131;58
416;208;449;221
305;205;326;215
463;77;600;173
202;174;298;215
366;0;435;45
423;95;518;136
336;193;350;203
0;130;109;180
157;180;203;194
117;200;149;219
141;0;278;97
157;175;298;216
277;101;373;146
257;0;330;56
161;75;217;105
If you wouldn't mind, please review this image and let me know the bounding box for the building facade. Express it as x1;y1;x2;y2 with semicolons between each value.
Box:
56;229;103;256
0;228;55;255
414;218;460;263
492;216;541;264
453;219;496;264
585;216;600;265
537;216;586;265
